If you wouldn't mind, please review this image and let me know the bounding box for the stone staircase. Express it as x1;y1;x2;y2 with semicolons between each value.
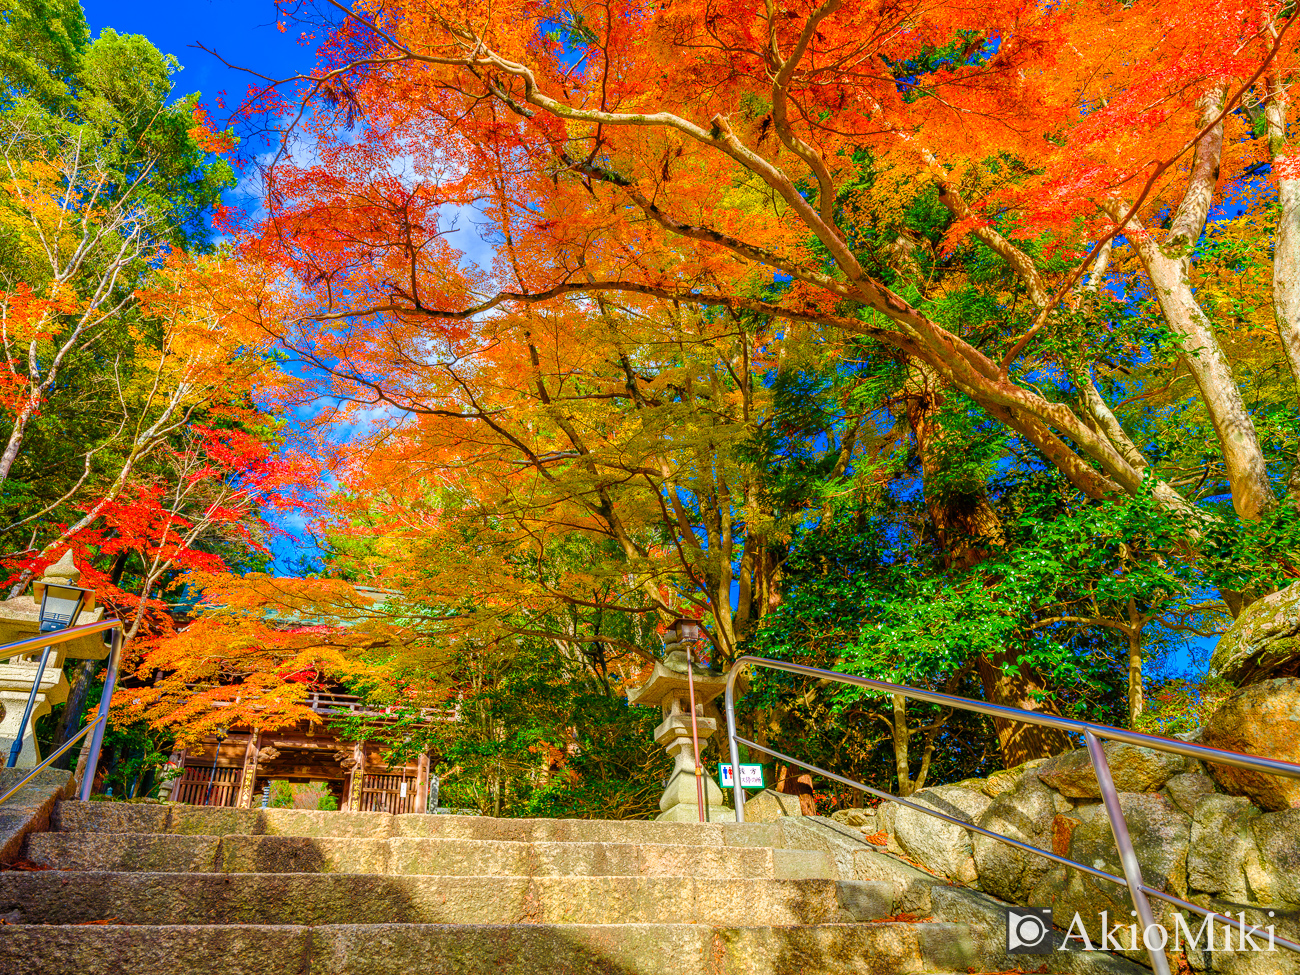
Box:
0;800;1145;974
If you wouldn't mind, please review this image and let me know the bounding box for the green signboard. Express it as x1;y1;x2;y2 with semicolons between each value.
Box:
718;763;765;790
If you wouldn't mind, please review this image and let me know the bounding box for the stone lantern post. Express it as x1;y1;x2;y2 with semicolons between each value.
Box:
0;552;106;766
628;632;735;823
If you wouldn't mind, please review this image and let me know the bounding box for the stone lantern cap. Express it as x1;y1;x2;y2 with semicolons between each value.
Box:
32;549;96;610
0;551;107;660
628;659;731;710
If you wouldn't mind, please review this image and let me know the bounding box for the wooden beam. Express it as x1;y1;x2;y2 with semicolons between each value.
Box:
253;764;348;780
237;731;261;808
347;741;364;812
266;739;344;750
415;753;430;814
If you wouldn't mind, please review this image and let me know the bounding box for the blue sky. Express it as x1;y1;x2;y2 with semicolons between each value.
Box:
85;2;325;569
83;1;315;127
86;3;502;575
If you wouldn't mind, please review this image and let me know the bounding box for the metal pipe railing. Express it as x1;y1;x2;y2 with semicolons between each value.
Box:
0;713;105;805
723;655;1300;975
0;619;123;804
0;617;121;663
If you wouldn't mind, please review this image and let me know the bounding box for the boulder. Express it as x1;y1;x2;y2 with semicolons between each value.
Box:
742;789;802;822
830;806;877;830
1250;807;1300;904
972;769;1073;902
1187;902;1300;975
1036;741;1194;799
1027;792;1190;968
1200;678;1300;811
1163;771;1218;817
982;757;1052;798
1211;582;1300;685
891;785;991;884
1187;794;1260;901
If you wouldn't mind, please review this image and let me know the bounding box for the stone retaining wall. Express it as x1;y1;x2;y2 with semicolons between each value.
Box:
830;743;1300;974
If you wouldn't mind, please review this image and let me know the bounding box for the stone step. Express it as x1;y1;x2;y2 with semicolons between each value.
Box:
50;802;775;845
0;872;895;926
24;832;836;879
0;922;990;975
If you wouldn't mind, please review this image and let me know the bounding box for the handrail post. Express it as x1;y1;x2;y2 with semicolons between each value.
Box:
1085;730;1172;975
6;645;54;767
78;627;122;802
725;665;746;822
685;643;706;822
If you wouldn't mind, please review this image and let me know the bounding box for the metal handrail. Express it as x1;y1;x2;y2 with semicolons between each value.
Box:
723;655;1300;975
0;712;105;804
0;617;120;663
0;619;123;804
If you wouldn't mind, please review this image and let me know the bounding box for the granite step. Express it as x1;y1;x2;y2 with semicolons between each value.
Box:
0;872;896;926
23;832;837;879
49;801;771;845
0;921;992;975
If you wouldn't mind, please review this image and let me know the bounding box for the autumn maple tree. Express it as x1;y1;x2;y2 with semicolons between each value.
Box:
0;4;318;773
245;0;1298;514
207;0;1300;768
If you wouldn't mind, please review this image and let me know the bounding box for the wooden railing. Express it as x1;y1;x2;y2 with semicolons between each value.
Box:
358;771;417;814
172;764;241;807
179;685;459;723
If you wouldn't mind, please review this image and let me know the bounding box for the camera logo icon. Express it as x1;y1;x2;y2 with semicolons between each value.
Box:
1006;907;1053;954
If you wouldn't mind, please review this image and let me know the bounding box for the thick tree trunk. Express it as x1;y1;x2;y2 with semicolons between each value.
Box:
975;653;1074;767
0;395;36;484
774;764;817;815
1265;73;1300;498
904;359;1004;568
1125;598;1145;726
891;693;914;797
52;659;98;769
1127;637;1144;727
1119;93;1275;520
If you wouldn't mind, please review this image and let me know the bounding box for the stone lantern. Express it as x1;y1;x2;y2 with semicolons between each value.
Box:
0;552;106;766
628;624;735;822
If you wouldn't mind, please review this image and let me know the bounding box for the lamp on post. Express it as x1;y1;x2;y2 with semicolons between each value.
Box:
6;576;93;767
672;616;708;823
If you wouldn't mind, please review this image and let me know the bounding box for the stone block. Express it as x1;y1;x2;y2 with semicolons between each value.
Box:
984;756;1052;797
0;767;73;863
1211;579;1300;684
1201;678;1300;812
770;847;835;879
1037;741;1195;799
1250;807;1300;904
0;924;312;975
1188;794;1260;900
973;768;1073;902
1028;793;1190;968
892;785;991;884
24;831;220;872
1165;772;1219;817
743;788;801;822
829;805;876;829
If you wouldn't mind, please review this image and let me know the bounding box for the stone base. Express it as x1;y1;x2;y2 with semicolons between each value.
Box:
657;801;736;823
657;768;735;822
0;688;48;767
743;789;803;822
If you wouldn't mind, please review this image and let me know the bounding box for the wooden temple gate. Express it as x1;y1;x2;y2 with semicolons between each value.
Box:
159;690;437;812
172;764;241;807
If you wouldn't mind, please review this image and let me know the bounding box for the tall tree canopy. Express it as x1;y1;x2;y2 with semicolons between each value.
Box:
184;0;1300;774
248;0;1300;524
